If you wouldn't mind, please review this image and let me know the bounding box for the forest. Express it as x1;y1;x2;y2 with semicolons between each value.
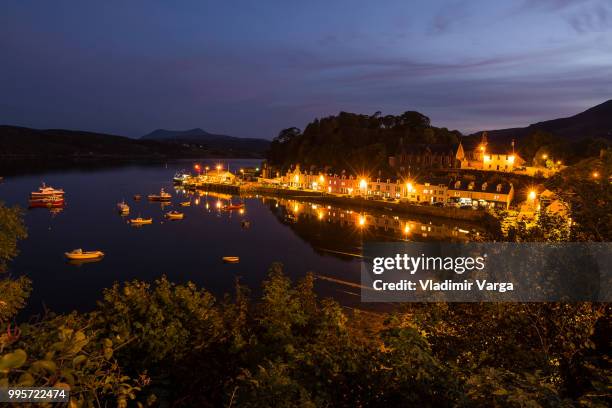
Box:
266;111;611;172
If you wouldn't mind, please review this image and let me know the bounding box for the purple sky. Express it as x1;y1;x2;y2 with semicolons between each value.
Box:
1;0;611;139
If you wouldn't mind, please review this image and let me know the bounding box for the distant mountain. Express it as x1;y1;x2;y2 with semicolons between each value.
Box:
0;125;265;160
480;99;612;142
141;128;270;155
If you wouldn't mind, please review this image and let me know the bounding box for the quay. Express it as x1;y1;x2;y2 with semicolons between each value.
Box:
182;179;497;225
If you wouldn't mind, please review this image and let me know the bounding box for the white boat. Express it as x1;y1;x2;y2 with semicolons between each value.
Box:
173;172;191;183
30;182;65;199
65;249;104;260
117;201;130;214
165;211;184;220
147;188;172;201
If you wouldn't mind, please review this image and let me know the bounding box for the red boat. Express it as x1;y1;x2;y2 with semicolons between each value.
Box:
29;196;65;208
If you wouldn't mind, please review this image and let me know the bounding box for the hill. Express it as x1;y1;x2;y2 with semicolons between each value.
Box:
0;125;264;160
478;100;612;163
482;99;612;142
141;128;270;155
266;111;461;170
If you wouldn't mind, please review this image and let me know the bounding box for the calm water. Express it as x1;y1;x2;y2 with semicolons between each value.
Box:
0;160;483;315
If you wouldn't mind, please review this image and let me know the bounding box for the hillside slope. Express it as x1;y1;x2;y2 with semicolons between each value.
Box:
141;128;270;155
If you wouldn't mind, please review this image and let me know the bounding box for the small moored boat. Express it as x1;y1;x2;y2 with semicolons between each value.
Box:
30;182;65;199
222;256;240;264
224;203;245;211
133;194;142;200
129;217;153;225
117;200;130;214
165;211;184;220
180;201;191;207
65;249;104;260
173;171;191;184
148;188;172;201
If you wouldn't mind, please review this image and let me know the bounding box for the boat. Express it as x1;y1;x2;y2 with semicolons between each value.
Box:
147;188;172;201
180;201;191;207
29;196;65;208
64;249;104;260
133;194;142;200
222;256;240;263
241;220;251;229
173;171;191;184
30;182;65;199
224;203;245;211
117;201;130;214
165;211;184;220
129;217;153;225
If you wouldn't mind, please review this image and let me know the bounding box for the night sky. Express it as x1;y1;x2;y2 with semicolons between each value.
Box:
1;0;611;139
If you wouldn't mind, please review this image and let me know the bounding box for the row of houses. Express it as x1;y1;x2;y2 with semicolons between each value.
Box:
275;165;514;209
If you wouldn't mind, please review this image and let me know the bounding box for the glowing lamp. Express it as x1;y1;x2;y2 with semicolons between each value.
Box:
528;190;536;201
406;182;413;193
359;179;367;190
358;215;366;226
508;155;515;163
592;171;599;179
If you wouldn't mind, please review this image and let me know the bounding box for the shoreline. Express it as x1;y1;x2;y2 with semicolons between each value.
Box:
190;182;501;233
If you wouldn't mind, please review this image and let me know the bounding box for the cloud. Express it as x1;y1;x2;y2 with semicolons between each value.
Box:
566;3;612;33
430;1;470;34
520;0;591;11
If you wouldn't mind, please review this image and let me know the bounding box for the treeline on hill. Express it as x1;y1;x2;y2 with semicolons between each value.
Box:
267;111;461;171
0;203;610;407
267;111;611;171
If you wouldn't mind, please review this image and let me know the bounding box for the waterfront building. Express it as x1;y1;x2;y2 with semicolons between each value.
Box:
447;178;514;209
280;165;514;209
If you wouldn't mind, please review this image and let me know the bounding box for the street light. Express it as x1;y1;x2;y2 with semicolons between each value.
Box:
359;179;367;190
592;171;599;179
528;190;537;201
542;154;548;160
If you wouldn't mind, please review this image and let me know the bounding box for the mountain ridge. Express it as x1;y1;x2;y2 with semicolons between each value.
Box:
141;128;270;155
479;99;612;142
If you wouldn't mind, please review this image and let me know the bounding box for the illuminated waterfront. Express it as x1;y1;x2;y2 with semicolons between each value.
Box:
1;160;486;315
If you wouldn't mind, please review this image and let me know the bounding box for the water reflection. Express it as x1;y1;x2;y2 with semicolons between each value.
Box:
179;187;484;261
